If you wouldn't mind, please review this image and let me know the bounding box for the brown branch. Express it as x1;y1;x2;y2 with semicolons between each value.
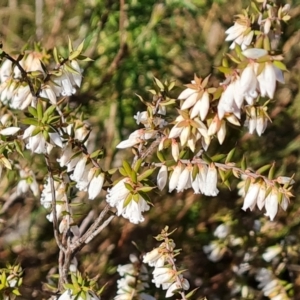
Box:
70;204;114;254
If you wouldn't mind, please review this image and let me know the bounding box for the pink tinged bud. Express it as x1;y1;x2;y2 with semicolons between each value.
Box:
169;164;182;192
187;137;195;152
208;115;221;136
181;91;198;110
264;191;279;221
157;165;168;191
242;183;260;211
217;121;226;144
171;139;179;161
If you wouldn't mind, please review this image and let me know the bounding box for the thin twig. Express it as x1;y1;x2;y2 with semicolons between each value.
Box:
70;204;114;253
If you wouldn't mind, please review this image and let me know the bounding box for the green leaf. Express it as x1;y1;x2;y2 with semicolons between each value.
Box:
137;186;155;193
137;168;156;182
53;47;59;64
124;182;134;192
225;148;236;163
28;106;38;118
119;167;127;177
122;160;132;176
133;158;143;172
21;118;39;126
186;287;200;298
69;50;82;61
157;150;165;162
123;193;132;207
154;77;165;91
37;100;43;120
268;163;276;179
76;40;85;53
273;60;288;71
256;164;272;175
211;153;226;162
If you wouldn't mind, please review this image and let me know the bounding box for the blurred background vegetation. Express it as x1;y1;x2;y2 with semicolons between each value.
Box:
0;0;300;299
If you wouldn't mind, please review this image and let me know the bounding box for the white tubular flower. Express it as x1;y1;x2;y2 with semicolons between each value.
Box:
240;63;258;105
264;190;279;221
157;165;168;191
262;245;282;262
117;194;150;224
168;115;184;139
189;91;210;121
11;84;35;110
168;163;183;193
0;59;13;83
58;289;100;300
88;172;105;200
106;178;150;224
0;127;20;136
203;241;226;262
23;125;63;154
40;84;57;104
214;224;230;239
203;164;219;196
217;120;226;144
225;21;254;50
217;82;240;119
152;267;174;288
115;254;154;300
117;129;155;149
176;165;192;192
17;168;39;197
242;182;260;211
171;139;179;161
257;62;276;99
165;277;190;298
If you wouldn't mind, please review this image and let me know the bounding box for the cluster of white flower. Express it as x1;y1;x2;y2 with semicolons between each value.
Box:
143;235;190;298
0;53;82;110
256;268;290;300
16;167;39;197
239;177;293;221
115;254;154;300
161;162;219;196
40;176;67;221
106;178;150;224
203;223;243;262
23;125;63;154
57;124;105;200
58;289;100;300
